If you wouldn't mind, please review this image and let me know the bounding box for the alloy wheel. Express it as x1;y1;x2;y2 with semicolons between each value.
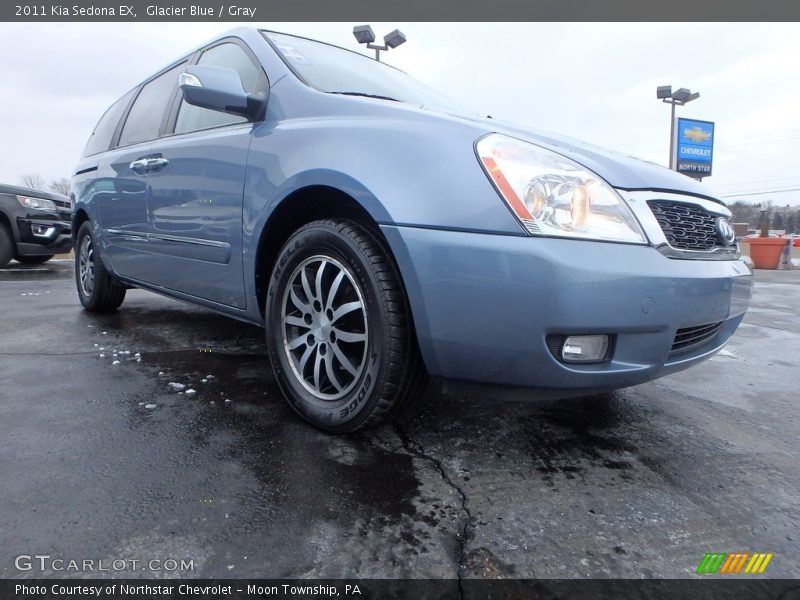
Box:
281;255;368;401
78;234;95;297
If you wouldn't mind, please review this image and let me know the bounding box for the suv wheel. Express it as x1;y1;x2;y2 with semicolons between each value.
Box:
266;219;426;433
0;222;13;268
75;221;126;312
16;255;54;265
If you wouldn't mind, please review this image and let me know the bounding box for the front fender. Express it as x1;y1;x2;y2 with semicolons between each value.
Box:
242;108;525;283
243;168;392;243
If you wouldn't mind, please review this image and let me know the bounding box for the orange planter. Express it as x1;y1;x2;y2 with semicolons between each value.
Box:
741;237;787;269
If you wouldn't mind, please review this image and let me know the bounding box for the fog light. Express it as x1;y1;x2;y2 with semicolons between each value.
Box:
561;335;609;363
31;224;56;238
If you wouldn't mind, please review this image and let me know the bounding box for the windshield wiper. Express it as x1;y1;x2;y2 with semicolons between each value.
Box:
330;91;400;102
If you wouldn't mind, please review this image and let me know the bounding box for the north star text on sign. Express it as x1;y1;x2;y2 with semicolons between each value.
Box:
146;5;257;16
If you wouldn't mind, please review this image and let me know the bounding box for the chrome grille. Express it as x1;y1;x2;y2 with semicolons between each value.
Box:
671;321;723;355
53;198;72;223
647;200;719;251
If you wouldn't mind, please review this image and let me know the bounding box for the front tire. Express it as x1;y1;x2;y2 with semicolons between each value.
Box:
265;219;426;433
0;223;13;268
75;221;126;312
16;254;54;265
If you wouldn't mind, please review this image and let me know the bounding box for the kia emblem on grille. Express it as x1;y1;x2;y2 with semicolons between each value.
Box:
715;217;736;246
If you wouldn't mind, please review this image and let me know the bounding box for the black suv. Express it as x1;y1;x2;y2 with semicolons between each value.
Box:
0;184;72;267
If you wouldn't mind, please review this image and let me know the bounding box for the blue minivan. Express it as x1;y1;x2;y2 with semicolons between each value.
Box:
72;28;752;432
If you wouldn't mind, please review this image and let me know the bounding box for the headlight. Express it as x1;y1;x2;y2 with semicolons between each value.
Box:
476;133;647;244
17;195;56;212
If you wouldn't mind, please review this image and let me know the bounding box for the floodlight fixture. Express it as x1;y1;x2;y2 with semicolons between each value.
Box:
352;25;375;45
352;24;407;61
656;85;672;99
671;87;692;102
384;29;407;49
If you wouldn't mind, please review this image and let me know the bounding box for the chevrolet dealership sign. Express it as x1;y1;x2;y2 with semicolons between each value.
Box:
675;117;714;178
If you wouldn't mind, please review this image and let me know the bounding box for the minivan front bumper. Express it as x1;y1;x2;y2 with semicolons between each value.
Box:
383;225;752;397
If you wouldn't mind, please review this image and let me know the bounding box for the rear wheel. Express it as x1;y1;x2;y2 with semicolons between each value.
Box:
265;219;426;433
75;221;126;312
0;223;13;268
16;254;54;265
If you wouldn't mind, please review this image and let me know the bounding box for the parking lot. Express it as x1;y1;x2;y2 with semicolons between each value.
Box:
1;261;797;579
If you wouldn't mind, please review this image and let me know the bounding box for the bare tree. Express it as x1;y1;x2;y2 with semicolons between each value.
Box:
48;177;71;196
786;213;796;234
20;173;46;191
728;200;761;225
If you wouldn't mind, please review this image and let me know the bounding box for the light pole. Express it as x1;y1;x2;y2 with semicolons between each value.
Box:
353;25;407;61
657;85;700;170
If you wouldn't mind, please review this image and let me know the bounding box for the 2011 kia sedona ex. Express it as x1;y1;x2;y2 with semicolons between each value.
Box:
71;28;752;432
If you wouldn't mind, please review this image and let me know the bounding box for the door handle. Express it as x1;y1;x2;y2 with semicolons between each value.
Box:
130;157;169;174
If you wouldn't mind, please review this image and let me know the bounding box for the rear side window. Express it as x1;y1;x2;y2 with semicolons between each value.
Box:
118;63;184;147
83;89;136;156
174;43;261;135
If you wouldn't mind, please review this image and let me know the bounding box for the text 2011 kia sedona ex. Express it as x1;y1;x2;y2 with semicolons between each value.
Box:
71;28;752;432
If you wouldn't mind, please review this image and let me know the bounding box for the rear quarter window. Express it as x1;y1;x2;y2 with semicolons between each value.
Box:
83;89;136;157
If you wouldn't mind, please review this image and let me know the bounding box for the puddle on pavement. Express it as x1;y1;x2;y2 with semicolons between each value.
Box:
519;395;638;483
398;389;643;488
140;348;274;404
130;345;426;534
87;306;266;353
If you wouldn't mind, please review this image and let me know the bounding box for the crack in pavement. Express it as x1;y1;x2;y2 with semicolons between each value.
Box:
392;422;474;598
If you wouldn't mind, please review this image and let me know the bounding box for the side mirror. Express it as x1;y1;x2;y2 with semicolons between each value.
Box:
179;65;265;120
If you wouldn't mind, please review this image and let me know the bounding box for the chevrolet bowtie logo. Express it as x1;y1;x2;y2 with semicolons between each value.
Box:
683;127;712;143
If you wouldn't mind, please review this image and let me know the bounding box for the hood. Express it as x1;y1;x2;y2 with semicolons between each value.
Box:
0;183;70;203
281;84;721;203
445;113;720;203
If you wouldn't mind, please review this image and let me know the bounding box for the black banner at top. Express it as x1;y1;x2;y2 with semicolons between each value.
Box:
3;0;800;21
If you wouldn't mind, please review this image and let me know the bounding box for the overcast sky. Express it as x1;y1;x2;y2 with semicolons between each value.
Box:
0;22;797;204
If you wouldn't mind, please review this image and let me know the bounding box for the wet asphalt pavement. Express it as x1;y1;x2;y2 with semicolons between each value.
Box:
0;260;798;580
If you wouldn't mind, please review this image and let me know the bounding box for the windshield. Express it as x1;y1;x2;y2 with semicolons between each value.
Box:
263;31;471;114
